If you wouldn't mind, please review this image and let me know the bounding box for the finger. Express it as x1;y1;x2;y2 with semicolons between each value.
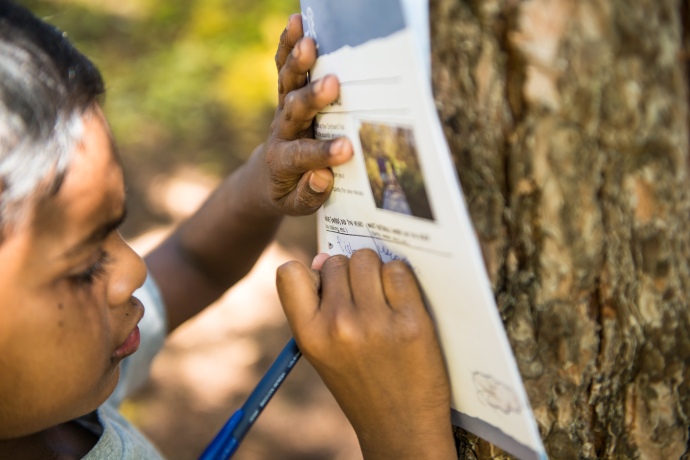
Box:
276;260;320;335
271;137;352;178
278;37;317;108
274;14;304;74
278;75;340;137
349;249;386;315
311;253;331;270
319;255;354;315
381;261;426;315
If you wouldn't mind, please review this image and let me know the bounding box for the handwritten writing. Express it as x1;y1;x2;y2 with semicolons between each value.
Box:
337;236;356;256
373;241;409;264
331;235;418;274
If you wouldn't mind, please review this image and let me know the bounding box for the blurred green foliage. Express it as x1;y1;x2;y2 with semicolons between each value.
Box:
24;0;299;235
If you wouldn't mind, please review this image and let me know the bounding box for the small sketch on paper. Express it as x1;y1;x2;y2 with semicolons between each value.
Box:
473;372;521;415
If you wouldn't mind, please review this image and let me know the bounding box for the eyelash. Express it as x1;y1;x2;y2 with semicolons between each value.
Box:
70;251;111;287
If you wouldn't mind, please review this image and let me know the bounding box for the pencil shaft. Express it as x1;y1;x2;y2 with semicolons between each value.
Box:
199;338;302;460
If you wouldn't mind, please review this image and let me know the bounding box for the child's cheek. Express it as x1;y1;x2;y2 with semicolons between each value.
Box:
52;280;111;341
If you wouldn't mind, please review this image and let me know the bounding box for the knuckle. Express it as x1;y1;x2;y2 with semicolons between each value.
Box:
328;309;364;346
334;322;363;347
395;315;426;343
280;193;306;217
278;30;289;49
283;94;296;121
286;193;313;216
285;141;304;168
296;192;321;214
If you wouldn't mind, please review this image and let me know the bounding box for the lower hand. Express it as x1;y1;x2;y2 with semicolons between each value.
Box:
276;250;455;459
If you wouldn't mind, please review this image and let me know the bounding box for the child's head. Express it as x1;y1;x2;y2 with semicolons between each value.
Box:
0;1;104;233
0;2;147;439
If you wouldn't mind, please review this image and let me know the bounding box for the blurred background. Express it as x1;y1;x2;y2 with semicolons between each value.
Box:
24;0;361;458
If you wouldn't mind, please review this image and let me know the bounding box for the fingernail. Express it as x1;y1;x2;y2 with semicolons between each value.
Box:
309;170;330;193
330;138;345;156
292;39;301;58
286;17;291;31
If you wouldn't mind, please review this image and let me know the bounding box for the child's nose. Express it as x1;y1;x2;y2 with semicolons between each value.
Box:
105;233;147;307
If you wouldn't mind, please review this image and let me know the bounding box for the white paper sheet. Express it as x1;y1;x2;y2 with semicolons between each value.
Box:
301;1;546;458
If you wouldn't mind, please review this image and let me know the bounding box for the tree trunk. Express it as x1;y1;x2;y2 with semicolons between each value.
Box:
430;0;690;458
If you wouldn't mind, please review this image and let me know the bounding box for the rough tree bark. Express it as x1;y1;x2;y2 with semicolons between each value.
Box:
430;0;690;458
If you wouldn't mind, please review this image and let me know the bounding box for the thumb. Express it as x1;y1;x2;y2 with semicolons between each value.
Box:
284;169;334;215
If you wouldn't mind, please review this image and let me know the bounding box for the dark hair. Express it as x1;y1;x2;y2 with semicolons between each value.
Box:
0;1;105;231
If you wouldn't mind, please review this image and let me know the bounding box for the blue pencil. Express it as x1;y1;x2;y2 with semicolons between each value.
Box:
198;338;302;460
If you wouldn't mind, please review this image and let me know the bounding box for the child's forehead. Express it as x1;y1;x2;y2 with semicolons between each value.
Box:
28;111;125;256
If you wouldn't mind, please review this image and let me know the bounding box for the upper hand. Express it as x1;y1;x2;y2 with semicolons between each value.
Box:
257;14;353;216
276;250;455;459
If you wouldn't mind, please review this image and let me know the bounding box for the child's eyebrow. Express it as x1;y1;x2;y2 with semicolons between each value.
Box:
64;207;128;257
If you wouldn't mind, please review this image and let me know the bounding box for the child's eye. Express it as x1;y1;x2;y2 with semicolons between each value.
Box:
70;251;111;287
